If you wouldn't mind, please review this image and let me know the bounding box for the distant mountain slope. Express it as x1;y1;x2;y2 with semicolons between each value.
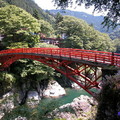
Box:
49;9;114;33
3;0;55;24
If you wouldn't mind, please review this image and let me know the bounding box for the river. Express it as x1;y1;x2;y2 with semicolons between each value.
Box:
41;88;91;107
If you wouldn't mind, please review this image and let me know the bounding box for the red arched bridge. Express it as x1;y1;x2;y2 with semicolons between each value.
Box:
0;48;120;96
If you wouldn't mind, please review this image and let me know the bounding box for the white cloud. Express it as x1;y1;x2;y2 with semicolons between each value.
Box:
34;0;106;16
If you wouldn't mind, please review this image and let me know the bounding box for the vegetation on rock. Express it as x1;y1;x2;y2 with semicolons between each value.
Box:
96;72;120;120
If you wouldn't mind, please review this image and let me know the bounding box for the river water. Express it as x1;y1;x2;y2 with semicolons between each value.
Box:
41;88;91;107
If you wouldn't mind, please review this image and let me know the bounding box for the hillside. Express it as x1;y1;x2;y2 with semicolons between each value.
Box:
2;0;55;24
49;9;115;33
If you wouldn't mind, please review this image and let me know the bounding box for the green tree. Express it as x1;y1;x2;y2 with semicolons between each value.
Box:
3;43;59;105
0;0;8;7
33;9;40;20
113;38;120;53
55;12;63;26
0;5;40;48
110;28;120;40
54;0;120;28
4;0;56;25
58;16;115;51
55;12;63;36
39;19;55;37
0;71;16;95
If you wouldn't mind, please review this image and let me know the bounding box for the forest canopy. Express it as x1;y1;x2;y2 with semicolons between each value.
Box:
0;5;40;47
57;15;115;51
54;0;120;28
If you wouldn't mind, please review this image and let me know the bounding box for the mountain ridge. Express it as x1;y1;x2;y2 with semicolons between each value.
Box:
49;9;113;33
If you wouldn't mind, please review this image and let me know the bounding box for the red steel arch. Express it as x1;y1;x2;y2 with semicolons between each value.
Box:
0;48;120;96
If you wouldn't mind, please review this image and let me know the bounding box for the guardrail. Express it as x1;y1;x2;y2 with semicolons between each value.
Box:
0;48;120;67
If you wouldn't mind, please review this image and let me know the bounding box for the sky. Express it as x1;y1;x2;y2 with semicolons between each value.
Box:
34;0;106;16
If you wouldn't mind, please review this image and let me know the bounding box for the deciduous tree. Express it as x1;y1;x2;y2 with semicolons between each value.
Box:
0;5;40;47
58;16;115;51
54;0;120;28
39;19;55;37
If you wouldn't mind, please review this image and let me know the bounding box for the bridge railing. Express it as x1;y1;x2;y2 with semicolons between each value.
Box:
0;48;120;67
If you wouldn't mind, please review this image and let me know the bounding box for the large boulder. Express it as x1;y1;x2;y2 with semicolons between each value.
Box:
27;91;41;108
71;82;81;89
52;95;98;120
27;91;40;101
14;116;27;120
43;80;66;98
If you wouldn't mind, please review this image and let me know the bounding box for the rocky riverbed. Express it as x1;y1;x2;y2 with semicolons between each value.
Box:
0;80;98;120
52;95;98;120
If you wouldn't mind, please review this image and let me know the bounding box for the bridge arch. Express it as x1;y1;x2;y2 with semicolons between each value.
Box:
0;54;100;96
0;48;120;96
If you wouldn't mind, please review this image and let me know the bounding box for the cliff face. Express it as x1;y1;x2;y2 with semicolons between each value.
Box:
96;71;120;120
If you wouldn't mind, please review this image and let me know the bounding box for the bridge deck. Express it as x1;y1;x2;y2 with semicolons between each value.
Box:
0;48;120;69
0;48;120;96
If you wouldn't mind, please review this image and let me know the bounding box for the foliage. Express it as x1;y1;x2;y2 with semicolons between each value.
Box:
58;16;115;51
53;118;88;120
110;28;120;40
0;71;16;95
3;0;55;25
33;9;40;20
110;28;120;52
0;0;8;7
113;38;120;53
54;0;120;28
55;12;63;31
1;43;59;104
6;42;28;49
2;99;60;120
0;3;58;103
0;5;40;48
96;72;120;120
39;19;55;37
34;43;59;48
11;59;55;82
49;9;120;33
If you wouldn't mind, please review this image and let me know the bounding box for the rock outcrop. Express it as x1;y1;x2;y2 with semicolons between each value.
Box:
71;82;81;89
43;80;66;98
0;80;66;119
0;92;14;119
27;91;41;107
52;95;98;120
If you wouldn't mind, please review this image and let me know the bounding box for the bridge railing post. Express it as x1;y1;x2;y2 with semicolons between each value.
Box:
95;53;97;62
69;49;71;59
81;52;83;60
111;52;114;65
50;48;52;56
59;49;61;58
